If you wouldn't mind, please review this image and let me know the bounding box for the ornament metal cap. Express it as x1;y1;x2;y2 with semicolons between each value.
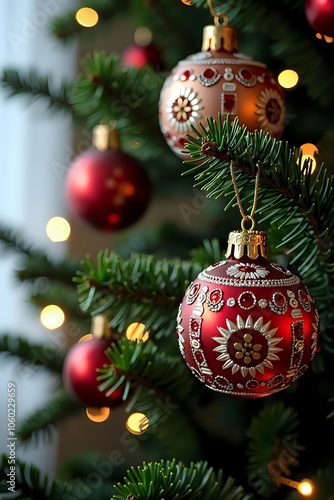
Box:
92;122;120;152
91;314;112;340
201;24;239;52
225;228;268;260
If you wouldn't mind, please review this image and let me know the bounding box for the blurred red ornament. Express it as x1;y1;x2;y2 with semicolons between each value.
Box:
305;0;334;36
122;42;162;70
176;229;320;398
65;124;151;231
63;337;124;408
159;24;285;159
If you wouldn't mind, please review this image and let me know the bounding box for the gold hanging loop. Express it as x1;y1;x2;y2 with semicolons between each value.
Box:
230;161;261;232
207;0;228;26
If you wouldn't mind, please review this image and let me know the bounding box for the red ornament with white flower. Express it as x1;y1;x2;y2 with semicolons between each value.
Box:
176;229;320;398
159;24;285;159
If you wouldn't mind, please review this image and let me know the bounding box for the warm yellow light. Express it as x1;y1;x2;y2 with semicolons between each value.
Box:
323;35;334;43
297;479;314;496
300;143;318;174
40;305;65;330
86;407;110;422
46;216;71;242
278;69;299;89
125;412;149;435
134;27;152;46
78;334;94;343
75;7;99;28
126;322;150;342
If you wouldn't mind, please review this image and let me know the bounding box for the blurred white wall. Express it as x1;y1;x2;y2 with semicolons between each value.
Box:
0;0;77;479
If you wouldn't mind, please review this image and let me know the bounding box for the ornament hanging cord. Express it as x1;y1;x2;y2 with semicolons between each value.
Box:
230;161;261;232
207;0;228;26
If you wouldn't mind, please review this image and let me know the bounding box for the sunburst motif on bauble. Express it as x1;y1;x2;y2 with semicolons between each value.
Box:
213;314;282;378
176;229;320;398
159;23;285;159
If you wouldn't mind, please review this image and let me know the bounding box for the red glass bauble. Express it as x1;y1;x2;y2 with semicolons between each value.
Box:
122;43;162;70
159;25;285;159
176;230;320;398
63;338;125;407
65;148;151;231
305;0;334;36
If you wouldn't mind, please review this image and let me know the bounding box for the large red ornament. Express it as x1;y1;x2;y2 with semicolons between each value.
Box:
176;230;320;398
159;24;285;159
63;337;125;408
65;125;151;231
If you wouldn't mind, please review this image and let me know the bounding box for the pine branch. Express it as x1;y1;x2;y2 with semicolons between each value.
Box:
0;334;65;374
182;115;334;332
246;402;301;498
98;337;206;460
0;225;40;258
16;255;81;288
17;390;82;444
0;69;73;114
69;52;169;160
112;458;253;500
0;454;75;500
74;249;203;338
50;0;126;41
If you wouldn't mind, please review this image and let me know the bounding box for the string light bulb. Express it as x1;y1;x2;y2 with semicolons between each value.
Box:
278;476;314;496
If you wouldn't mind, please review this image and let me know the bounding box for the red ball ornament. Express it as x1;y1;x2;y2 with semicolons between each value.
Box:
159;24;285;159
176;229;320;398
63;337;124;407
65;124;151;231
305;0;334;36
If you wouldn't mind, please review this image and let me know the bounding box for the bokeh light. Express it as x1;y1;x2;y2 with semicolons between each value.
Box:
134;27;152;46
40;305;65;330
300;143;318;174
75;7;99;28
126;412;149;435
126;322;150;342
46;216;71;242
86;407;110;422
278;69;299;89
78;334;94;343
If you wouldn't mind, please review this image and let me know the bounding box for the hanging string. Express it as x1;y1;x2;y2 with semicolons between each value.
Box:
207;0;228;26
230;161;261;231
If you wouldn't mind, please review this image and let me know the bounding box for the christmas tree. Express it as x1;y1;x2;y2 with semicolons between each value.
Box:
1;1;334;499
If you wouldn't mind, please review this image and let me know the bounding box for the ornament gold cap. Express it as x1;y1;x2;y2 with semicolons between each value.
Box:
225;229;268;260
91;314;112;340
92;122;120;152
201;24;239;52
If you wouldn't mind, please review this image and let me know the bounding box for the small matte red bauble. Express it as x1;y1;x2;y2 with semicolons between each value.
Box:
159;25;285;159
63;338;124;407
65;148;151;231
122;43;162;69
176;230;320;398
305;0;334;36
